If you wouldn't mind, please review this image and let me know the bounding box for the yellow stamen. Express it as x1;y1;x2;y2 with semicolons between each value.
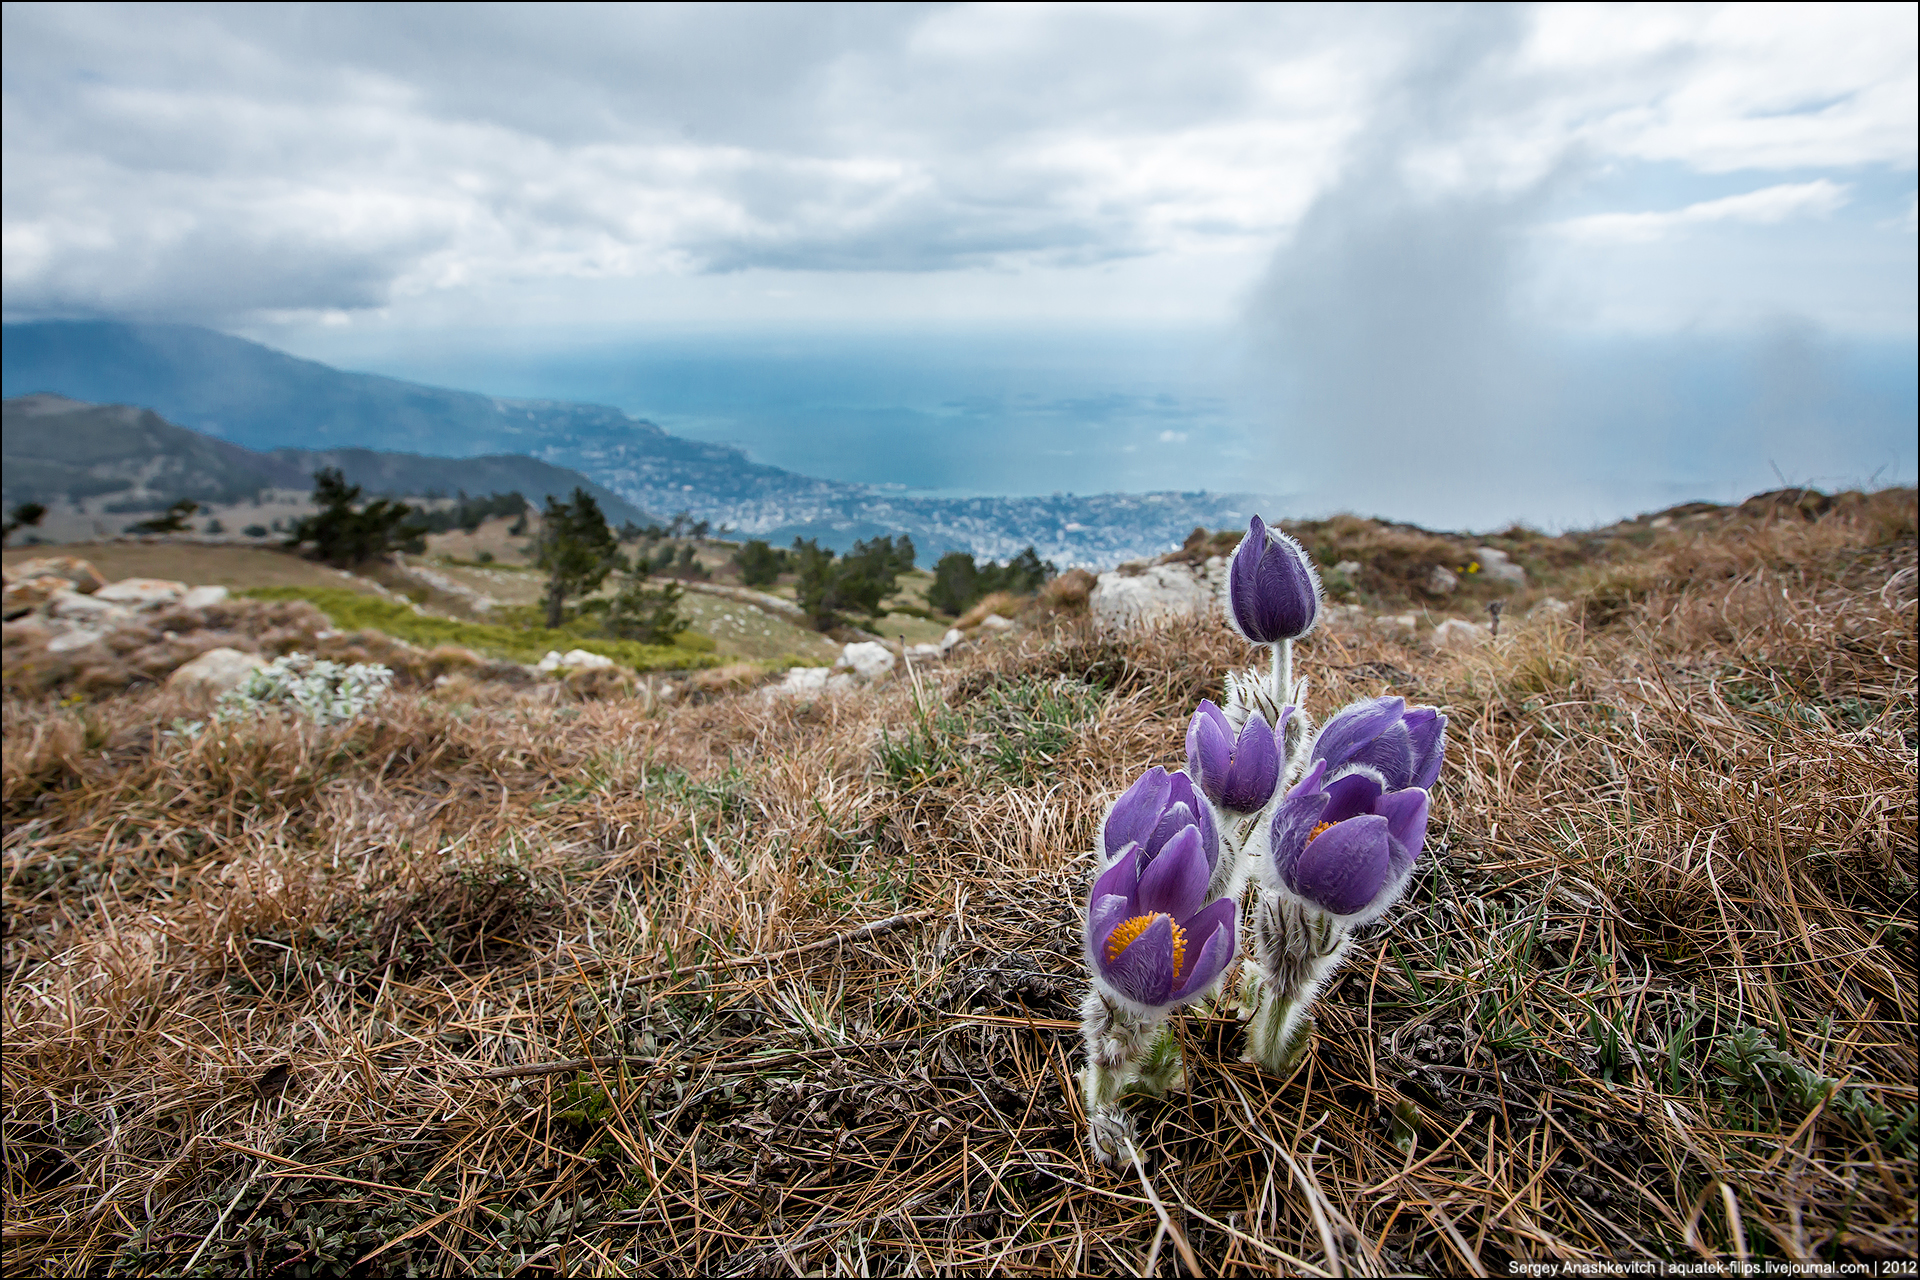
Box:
1105;913;1188;978
1307;820;1337;845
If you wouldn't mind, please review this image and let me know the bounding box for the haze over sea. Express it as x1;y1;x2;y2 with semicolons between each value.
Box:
274;322;1918;535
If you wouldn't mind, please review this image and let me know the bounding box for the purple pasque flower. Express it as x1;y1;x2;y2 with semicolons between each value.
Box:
1267;758;1432;922
1086;830;1237;1012
1100;766;1219;878
1310;695;1447;792
1186;699;1281;814
1227;515;1321;645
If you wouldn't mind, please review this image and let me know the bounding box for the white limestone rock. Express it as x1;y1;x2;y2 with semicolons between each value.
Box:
3;575;74;618
769;665;856;698
835;641;897;682
1474;547;1527;587
1432;618;1489;648
1423;565;1459;596
1530;597;1572;618
939;628;966;653
167;647;268;696
1089;564;1215;634
536;649;615;673
46;627;108;654
7;556;108;594
977;613;1014;632
94;578;189;608
48;592;135;627
179;585;231;609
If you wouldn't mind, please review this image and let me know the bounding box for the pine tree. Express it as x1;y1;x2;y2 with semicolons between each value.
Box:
535;489;625;629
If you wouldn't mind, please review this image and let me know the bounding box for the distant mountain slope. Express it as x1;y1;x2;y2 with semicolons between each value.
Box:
1;394;655;525
4;319;1274;565
2;393;306;505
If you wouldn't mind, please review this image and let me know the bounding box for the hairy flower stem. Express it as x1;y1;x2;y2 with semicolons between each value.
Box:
1080;989;1181;1164
1270;638;1292;712
1243;891;1350;1075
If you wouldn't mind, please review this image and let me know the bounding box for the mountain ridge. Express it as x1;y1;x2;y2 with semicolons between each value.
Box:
3;320;1274;563
1;392;655;526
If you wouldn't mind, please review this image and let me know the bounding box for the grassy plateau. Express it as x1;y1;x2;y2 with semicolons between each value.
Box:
2;489;1914;1276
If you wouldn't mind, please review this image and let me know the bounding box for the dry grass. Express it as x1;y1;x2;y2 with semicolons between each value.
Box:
3;493;1914;1277
1;542;391;597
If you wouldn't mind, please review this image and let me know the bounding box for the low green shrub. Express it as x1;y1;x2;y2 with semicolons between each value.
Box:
238;586;722;672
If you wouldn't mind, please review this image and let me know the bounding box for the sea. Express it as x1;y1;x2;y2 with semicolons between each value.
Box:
276;324;1918;534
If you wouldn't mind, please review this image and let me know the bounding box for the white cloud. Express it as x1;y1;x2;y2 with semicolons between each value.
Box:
1;2;1914;327
1554;180;1854;243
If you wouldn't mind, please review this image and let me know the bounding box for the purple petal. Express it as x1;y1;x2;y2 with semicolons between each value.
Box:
1103;767;1171;861
1191;789;1220;872
1285;754;1328;800
1311;697;1405;773
1268;782;1329;886
1346;719;1415;790
1091;842;1142;908
1146;801;1199;863
1087;893;1133;953
1286;815;1392;916
1136;825;1210;923
1100;913;1175;1006
1220;712;1280;812
1186;701;1234;801
1408;711;1447;791
1229;517;1269;640
1169;897;1238;1002
1322;771;1385;824
1376;787;1431;871
1252;530;1320;639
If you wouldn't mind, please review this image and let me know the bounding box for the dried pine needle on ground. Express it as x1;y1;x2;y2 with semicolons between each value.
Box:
3;493;1915;1276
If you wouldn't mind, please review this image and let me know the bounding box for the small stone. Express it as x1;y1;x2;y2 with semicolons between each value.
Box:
1530;597;1571;618
977;613;1014;631
2;575;73;618
905;643;942;659
1423;565;1459;596
939;628;966;653
769;666;834;697
1474;547;1527;587
179;585;231;609
1432;618;1489;647
835;641;896;682
48;592;135;626
94;578;189;608
47;627;107;654
168;647;269;696
7;556;108;594
1332;560;1362;577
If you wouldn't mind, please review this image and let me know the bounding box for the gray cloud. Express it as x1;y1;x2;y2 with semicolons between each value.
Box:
1242;8;1917;528
3;3;1913;327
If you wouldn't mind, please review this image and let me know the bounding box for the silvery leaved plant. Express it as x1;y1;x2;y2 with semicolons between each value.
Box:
215;653;395;726
1077;516;1448;1161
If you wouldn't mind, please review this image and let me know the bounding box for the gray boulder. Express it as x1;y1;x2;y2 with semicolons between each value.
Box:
168;647;269;696
1090;564;1215;633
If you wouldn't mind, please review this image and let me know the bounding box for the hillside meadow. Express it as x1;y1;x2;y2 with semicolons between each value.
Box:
2;490;1915;1276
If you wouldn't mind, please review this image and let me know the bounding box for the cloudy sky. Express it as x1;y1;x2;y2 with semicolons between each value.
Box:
3;3;1915;521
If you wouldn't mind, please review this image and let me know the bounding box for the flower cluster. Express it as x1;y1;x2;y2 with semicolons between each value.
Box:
215;654;395;726
1078;517;1447;1163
